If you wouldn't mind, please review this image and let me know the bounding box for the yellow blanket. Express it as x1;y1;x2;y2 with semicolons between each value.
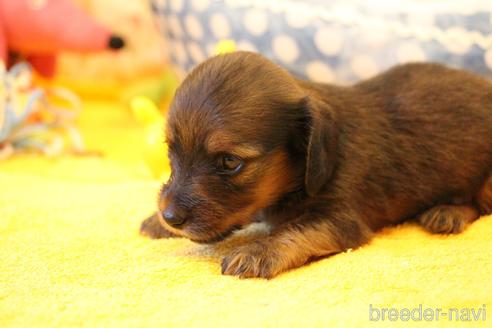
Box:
1;100;491;327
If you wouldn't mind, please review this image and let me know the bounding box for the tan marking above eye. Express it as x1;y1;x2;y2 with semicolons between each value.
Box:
206;131;262;158
231;145;262;158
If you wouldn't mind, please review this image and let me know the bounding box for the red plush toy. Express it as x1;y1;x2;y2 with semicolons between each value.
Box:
0;0;124;78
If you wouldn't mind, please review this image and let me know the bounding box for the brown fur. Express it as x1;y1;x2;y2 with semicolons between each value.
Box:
141;51;492;278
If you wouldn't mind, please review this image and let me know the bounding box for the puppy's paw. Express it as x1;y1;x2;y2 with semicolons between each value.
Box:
418;205;478;234
221;240;282;279
140;214;177;239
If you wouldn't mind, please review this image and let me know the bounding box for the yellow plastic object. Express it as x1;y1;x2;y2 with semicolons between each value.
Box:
131;96;162;125
121;71;179;109
130;96;168;179
215;39;237;55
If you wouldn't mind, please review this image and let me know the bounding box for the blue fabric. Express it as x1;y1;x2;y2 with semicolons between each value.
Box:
151;0;492;83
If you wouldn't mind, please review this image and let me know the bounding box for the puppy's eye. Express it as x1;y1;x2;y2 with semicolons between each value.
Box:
220;154;243;174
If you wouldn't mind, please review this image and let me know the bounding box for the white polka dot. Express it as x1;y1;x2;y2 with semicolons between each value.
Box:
396;43;426;63
272;35;299;64
306;61;335;83
173;41;188;64
169;0;183;12
184;14;203;40
285;9;312;29
191;0;210;12
351;55;379;79
243;9;268;36
206;43;216;56
445;27;472;54
315;27;343;56
408;12;434;29
484;48;492;69
168;15;183;38
209;13;231;39
187;42;206;63
363;29;389;48
237;40;258;53
408;10;437;42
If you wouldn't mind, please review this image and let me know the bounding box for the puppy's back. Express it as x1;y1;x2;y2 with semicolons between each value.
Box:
330;63;492;223
354;63;492;159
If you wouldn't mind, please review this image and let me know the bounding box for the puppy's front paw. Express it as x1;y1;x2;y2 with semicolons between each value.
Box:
221;240;282;279
140;214;177;239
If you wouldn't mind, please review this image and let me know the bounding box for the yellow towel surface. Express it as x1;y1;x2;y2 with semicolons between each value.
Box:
1;100;491;327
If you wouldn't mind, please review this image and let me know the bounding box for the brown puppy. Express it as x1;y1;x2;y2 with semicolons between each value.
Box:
140;51;492;278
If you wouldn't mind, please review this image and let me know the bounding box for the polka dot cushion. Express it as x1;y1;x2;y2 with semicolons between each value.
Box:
151;0;492;83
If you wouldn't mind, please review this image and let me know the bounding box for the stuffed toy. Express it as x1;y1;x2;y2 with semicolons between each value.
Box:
0;0;124;78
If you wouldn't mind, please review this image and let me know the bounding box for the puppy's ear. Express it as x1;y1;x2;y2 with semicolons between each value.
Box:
303;97;338;197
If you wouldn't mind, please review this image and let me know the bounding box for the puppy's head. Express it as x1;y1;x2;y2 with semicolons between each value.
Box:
157;52;337;243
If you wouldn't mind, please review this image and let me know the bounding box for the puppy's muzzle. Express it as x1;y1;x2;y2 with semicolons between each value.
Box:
161;202;188;228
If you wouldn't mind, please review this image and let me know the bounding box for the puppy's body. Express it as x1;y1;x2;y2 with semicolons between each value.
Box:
300;64;492;230
141;52;492;278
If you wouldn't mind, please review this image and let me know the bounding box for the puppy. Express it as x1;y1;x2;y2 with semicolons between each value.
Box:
140;51;492;278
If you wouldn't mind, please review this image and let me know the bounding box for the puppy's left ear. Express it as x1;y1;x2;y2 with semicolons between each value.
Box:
302;97;338;197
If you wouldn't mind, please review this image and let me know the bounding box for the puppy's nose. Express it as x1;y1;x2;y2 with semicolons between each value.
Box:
162;203;187;228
